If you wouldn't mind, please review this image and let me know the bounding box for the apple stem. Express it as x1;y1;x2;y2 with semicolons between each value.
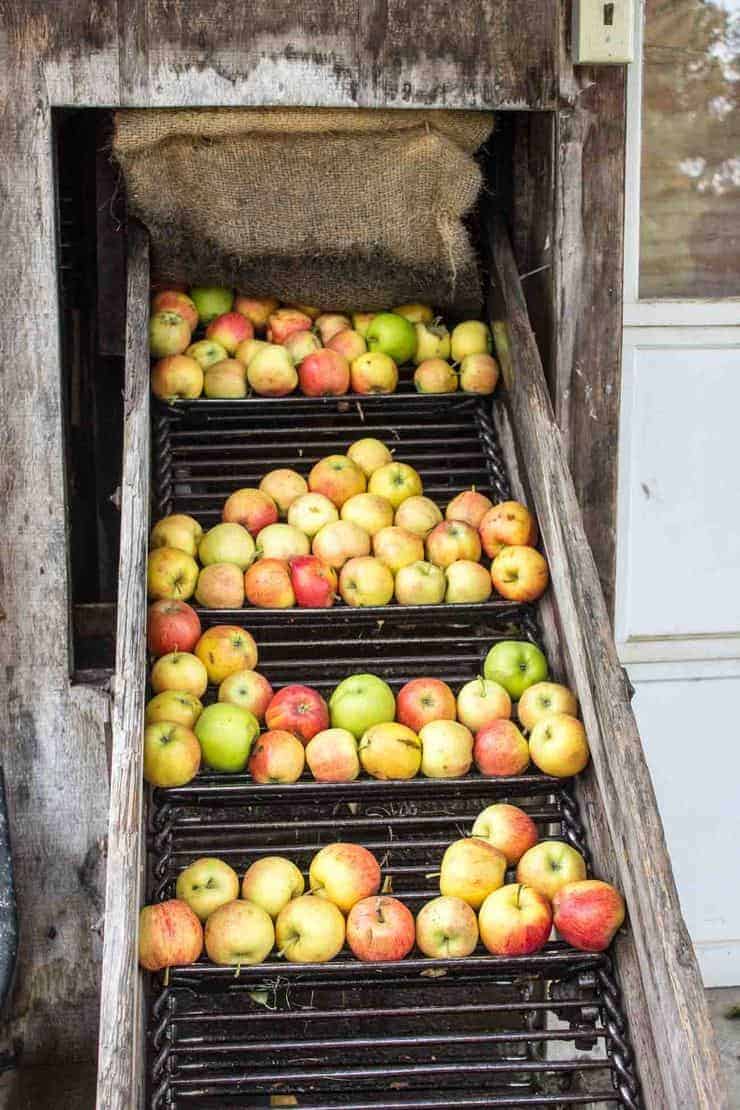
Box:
478;674;486;697
234;963;241;979
425;871;441;880
163;966;170;987
516;884;523;908
276;946;289;959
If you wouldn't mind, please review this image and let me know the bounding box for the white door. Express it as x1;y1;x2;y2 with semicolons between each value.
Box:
616;0;740;986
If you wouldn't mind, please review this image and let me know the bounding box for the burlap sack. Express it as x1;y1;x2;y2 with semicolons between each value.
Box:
114;108;494;315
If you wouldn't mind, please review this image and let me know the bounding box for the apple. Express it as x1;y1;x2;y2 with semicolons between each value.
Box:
244;558;295;608
283;329;322;364
392;303;433;324
474;720;530;777
176;857;240;921
394;560;445;605
152;290;199;331
339;556;394;607
203;358;248;399
329;674;396;739
484;640;549;701
186;339;229;370
552;880;626;952
460;353;499;395
439;838;507;909
315;313;352;344
491;546;549;602
471;803;538;866
415;895;479;958
394;496;443;538
414;359;458;394
347;437;393;477
218;669;273;720
309;843;381;913
139;900;203;971
235;338;270;366
419;720;473;778
373;526;424;573
205;899;275;967
341;493;394;537
312;520;371;569
516;841;587;902
446;490;493;530
327;329;367;363
149;311;191;358
206;312;254;354
147;548;199;602
478;883;552;956
397;678;456;732
195;563;245;608
265;685;330;744
146;690;203;729
350;352;399;395
143;721;201;787
450;320;492;362
289;554;337;608
194;625;258;684
358;722;422;780
199;523;255;570
260;469;308;516
346;896;415;962
305;728;360;782
256;523;310;562
195;703;260;772
352;312;376;338
479;501;538;558
366;313;416;364
275;894;345;963
151;354;203;400
456;677;511;732
288;493;339;537
426;521;481;568
233;294;280;332
267;308;313;344
150;651;208;698
413;322;451;364
309;455;366;508
151;513;203;557
242;856;305;918
529;713;590;777
147;599;202;656
190;286;234;325
368;463;423;508
247;345;298;397
222;488;279;536
518;683;579;732
249;729;306;784
445;561;492;604
298;349;350;397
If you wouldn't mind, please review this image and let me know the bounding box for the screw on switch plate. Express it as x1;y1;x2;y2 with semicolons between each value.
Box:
572;0;635;64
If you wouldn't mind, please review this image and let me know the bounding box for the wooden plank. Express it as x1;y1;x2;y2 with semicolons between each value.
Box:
487;213;727;1109
95;222;151;1110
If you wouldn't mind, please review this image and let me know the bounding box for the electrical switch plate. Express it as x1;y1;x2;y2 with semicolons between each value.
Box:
572;0;635;63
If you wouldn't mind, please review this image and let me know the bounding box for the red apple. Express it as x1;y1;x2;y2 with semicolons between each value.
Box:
491;546;549;603
315;313;351;344
151;354;204;401
479;502;538;559
459;354;499;396
471;803;538;866
327;328;367;363
372;526;424;573
205;312;254;354
284;329;322;364
309;455;366;508
259;469;308;517
553;880;626;952
474;720;530;776
309;842;381;913
312;520;371;569
244;558;295;608
151;290;199;331
289;555;337;608
396;678;456;732
249;728;306;784
456;677;511;732
222;488;279;536
298;349;350;397
267;308;313;344
346;896;415;962
413;358;458;394
305;728;360;782
516;841;587;902
218;669;273;720
233;295;279;332
265;685;329;744
138;900;203;971
446;489;493;530
195;563;245;608
426;520;481;567
147;599;202;656
478;883;553;956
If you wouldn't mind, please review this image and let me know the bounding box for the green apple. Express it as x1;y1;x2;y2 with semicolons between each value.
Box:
484;641;549;701
195;703;259;773
329;674;396;739
366;313;416;365
190;286;234;325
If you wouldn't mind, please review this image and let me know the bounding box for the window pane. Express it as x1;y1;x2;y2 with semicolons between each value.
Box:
639;0;740;299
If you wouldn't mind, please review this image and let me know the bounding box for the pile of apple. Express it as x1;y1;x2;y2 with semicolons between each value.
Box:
149;286;500;401
147;437;549;610
139;820;626;975
145;605;590;789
